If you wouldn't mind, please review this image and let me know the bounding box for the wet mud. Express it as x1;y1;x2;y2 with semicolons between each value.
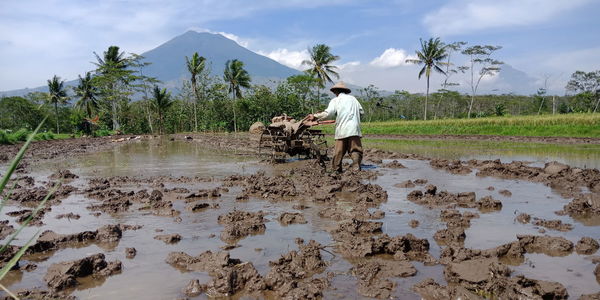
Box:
1;133;599;299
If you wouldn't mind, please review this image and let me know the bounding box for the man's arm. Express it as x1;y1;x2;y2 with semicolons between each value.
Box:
313;99;337;120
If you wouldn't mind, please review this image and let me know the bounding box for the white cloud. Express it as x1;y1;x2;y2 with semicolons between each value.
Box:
189;28;251;48
424;0;591;36
369;48;415;68
256;49;310;70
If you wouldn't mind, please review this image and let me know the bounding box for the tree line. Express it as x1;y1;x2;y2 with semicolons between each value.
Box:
1;41;599;136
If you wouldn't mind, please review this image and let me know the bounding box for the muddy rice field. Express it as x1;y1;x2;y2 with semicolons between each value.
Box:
1;133;599;299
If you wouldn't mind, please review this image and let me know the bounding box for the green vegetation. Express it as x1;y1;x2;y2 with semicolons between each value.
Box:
0;39;598;139
0;129;69;145
317;114;600;137
0;118;59;297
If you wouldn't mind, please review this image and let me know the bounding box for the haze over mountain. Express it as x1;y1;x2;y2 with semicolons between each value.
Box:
1;30;541;97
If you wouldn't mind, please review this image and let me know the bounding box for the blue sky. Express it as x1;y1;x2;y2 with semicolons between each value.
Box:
1;0;599;93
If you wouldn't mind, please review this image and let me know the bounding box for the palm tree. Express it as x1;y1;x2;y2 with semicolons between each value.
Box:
406;38;448;120
223;59;251;132
186;52;206;132
152;86;173;135
302;44;340;105
75;72;99;119
47;75;67;134
94;46;128;130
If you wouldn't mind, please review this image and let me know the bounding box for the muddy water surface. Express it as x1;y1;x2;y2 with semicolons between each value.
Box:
2;137;599;299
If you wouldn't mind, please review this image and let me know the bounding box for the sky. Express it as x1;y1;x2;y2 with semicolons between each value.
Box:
1;0;599;94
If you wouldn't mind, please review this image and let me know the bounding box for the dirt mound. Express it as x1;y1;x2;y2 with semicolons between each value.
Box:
264;239;329;299
575;237;599;255
407;185;477;209
44;253;121;291
382;160;406;169
330;218;383;240
55;212;80;220
516;213;531;223
166;250;265;297
563;193;600;218
49;169;79;181
154;233;182;244
218;210;266;242
430;159;472;175
7;209;46;226
278;212;307;225
0;289;76;300
394;180;415;188
335;233;435;264
443;257;568;300
352;259;416;298
476;195;503;212
28;224;125;254
0;220;15;240
532;218;573;232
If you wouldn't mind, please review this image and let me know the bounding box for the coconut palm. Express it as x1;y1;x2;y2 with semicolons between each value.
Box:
406;38;448;120
75;72;99;119
186;52;206;131
93;45;129;130
47;75;68;134
302;44;340;103
223;59;251;132
152;86;173;135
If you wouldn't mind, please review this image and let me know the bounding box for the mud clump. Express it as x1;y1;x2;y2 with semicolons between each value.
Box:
351;259;416;298
330;218;383;240
166;250;265;297
434;209;477;247
0;289;76;300
154;233;182;244
125;247;137;258
499;189;512;197
44;253;122;291
278;212;307;225
0;220;15;240
430;159;472;175
218;210;266;242
516;213;531;223
185;187;223;199
532;218;573;232
56;212;81;220
409;219;419;228
382;160;406;169
476;195;503;212
443;257;568;300
407;185;477;209
183;279;205;297
563;193;600;219
264;240;329;299
186;202;210;212
49;169;79;181
575;237;599;255
27;224;125;254
335;233;436;265
394;180;415;188
7;209;46;226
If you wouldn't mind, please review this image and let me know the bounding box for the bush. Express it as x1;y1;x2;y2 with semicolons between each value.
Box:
93;129;114;137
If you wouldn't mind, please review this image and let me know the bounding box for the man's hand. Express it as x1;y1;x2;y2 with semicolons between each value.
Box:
306;114;316;121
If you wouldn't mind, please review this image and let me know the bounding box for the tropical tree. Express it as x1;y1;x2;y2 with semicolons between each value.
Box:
566;70;600;112
93;45;133;130
186;52;206;131
223;59;251;132
75;72;99;119
406;37;448;120
151;86;173;134
47;75;68;134
302;44;340;104
130;53;160;134
460;45;503;118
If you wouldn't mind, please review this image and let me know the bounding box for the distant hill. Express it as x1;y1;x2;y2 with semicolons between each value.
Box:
0;31;301;97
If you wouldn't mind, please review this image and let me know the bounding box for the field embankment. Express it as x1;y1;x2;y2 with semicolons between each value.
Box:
316;114;600;138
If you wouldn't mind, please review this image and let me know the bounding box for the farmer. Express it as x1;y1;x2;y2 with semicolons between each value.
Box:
308;82;364;173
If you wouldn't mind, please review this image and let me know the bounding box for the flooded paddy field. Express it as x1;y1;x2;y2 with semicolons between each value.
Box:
1;134;599;299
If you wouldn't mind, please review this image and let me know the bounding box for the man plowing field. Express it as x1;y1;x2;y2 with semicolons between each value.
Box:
308;82;364;173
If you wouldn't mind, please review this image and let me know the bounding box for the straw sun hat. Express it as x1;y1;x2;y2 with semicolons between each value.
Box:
330;81;351;94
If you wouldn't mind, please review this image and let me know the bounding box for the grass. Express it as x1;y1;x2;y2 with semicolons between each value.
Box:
315;113;600;138
0;129;73;145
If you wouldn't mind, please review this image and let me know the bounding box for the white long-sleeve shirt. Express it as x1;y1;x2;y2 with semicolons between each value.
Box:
314;93;364;139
